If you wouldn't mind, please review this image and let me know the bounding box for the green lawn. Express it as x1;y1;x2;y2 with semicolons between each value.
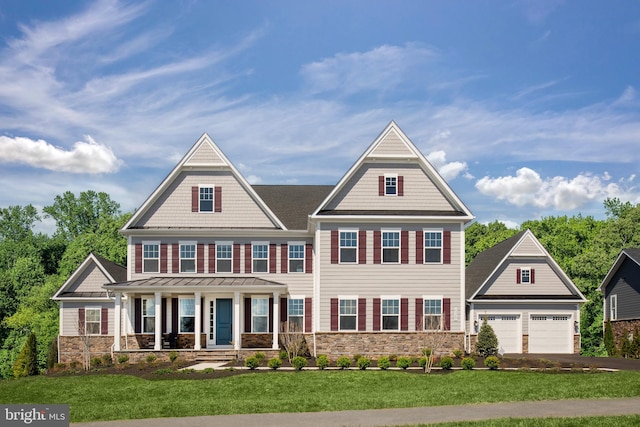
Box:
1;370;640;422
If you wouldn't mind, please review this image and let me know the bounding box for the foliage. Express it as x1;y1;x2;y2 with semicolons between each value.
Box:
169;351;179;364
484;356;500;370
316;354;330;370
352;353;363;362
291;356;307;370
46;336;58;370
461;357;476;370
476;319;499;357
452;349;463;359
101;354;112;366
117;355;129;364
357;357;371;370
336;356;351;369
396;357;411;370
244;356;259;369
267;357;282;370
279;321;307;363
13;332;38;378
90;357;102;368
254;352;266;362
604;321;616;357
145;354;157;364
377;356;390;370
440;356;454;370
279;350;288;360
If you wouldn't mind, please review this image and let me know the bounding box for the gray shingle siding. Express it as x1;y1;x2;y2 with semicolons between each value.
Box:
603;253;640;321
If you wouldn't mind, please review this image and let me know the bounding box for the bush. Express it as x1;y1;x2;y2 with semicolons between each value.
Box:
452;349;464;359
292;356;307;370
254;352;266;362
154;368;174;375
244;356;260;370
316;354;330;370
117;354;129;364
13;332;38;378
267;357;282;370
476;319;499;357
202;367;215;374
377;356;390;370
69;361;80;370
352;354;363;362
422;348;432;357
336;356;351;369
357;357;371;370
47;337;58;370
396;356;411;370
169;351;179;364
90;357;102;368
418;357;427;369
461;357;475;370
389;354;398;361
604;320;616;356
440;356;454;370
484;355;500;370
279;350;289;361
101;353;113;366
146;354;157;364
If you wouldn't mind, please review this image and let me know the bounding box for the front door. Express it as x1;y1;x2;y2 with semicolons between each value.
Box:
215;298;233;346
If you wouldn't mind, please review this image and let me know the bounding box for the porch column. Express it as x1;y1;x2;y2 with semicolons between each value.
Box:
194;291;202;350
154;292;162;351
233;291;240;350
272;291;280;349
114;291;122;351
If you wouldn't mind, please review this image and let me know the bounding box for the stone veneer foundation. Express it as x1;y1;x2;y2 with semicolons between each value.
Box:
611;319;640;350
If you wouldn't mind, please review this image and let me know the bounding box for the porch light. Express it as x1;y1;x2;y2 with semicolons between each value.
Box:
574;321;579;333
474;320;479;333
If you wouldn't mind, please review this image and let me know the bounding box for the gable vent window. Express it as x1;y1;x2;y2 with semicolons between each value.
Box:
199;186;213;212
192;186;222;213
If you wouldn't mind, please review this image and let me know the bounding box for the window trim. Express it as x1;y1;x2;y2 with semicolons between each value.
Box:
179;241;197;273
287;296;305;331
215;241;233;273
381;296;400;331
423;295;443;331
520;267;532;284
423;228;443;264
141;296;155;334
178;296;195;334
384;173;398;196
381;228;401;264
288;242;306;273
251;296;269;333
252;242;269;273
610;294;618;321
142;241;160;273
339;229;358;264
338;296;358;331
84;307;102;336
198;184;215;213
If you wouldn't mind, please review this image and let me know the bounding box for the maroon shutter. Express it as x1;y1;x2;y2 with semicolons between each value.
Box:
330;298;338;331
358;230;367;264
280;297;288;323
160;243;168;273
378;175;385;196
305;297;312;333
415;298;423;330
233;244;241;273
331;230;339;264
416;230;424;264
135;243;142;273
244;244;252;273
373;231;381;264
101;307;108;335
269;244;276;273
79;308;85;332
197;243;204;273
516;268;521;284
305;244;313;273
191;186;199;212
161;298;167;334
244;298;251;333
134;298;142;334
268;298;274;332
171;298;178;333
401;231;409;264
400;298;409;331
208;243;215;273
531;269;536;284
443;230;451;264
358;298;366;331
373;298;381;331
398;176;404;196
281;244;288;273
172;244;179;273
443;298;451;331
214;186;222;213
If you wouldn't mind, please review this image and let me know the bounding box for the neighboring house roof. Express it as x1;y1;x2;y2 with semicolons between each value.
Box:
104;276;287;292
598;248;640;292
252;185;334;230
52;252;127;300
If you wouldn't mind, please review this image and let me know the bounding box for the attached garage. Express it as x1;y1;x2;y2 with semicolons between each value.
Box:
528;314;573;353
480;314;521;353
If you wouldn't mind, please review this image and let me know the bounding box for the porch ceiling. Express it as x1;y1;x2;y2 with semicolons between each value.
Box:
103;276;287;292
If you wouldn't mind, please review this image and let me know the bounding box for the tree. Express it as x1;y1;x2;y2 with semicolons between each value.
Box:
13;332;38;378
465;221;518;265
604;321;616;357
476;319;498;357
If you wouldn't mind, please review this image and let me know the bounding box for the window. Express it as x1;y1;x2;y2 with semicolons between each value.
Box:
85;308;101;335
382;299;399;330
252;297;269;332
289;244;305;273
339;231;357;263
520;268;531;284
424;230;443;263
179;297;195;333
288;298;304;331
385;175;397;195
199;186;214;212
423;299;442;330
252;243;268;273
142;297;155;333
382;231;400;263
216;243;232;273
180;243;196;273
610;294;618;321
142;242;159;273
339;299;357;330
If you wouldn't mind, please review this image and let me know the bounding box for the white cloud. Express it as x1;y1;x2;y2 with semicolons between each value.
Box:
426;150;468;180
0;135;122;173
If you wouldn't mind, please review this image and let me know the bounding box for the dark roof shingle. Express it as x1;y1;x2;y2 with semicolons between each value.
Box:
252;185;333;230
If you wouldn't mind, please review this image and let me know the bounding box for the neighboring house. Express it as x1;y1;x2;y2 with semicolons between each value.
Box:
466;230;586;354
599;248;640;348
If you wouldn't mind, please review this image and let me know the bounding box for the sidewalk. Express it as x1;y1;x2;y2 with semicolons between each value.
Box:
74;397;640;427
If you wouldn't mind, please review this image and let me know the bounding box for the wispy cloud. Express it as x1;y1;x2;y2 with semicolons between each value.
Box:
426;151;468;181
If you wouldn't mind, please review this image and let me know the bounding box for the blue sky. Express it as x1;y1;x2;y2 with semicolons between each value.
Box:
0;0;639;233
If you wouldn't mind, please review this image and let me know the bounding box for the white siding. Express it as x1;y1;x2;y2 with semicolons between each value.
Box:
482;260;574;296
368;129;416;157
511;235;545;256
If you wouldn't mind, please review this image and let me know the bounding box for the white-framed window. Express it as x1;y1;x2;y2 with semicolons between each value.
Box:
339;298;357;331
610;294;618;321
289;243;305;273
339;230;357;263
288;298;304;331
142;241;160;273
252;297;269;332
252;243;268;273
85;307;101;335
385;174;397;196
382;230;400;263
179;297;195;333
180;242;196;273
142;297;155;333
199;185;214;212
520;267;531;284
424;230;443;263
216;242;232;273
423;298;442;330
382;298;399;330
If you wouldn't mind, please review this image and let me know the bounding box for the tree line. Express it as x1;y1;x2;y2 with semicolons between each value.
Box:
0;191;638;376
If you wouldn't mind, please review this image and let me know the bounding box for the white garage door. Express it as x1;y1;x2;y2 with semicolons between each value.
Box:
528;314;572;353
480;315;521;353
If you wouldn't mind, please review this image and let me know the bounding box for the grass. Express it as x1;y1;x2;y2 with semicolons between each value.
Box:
1;370;640;422
422;415;640;427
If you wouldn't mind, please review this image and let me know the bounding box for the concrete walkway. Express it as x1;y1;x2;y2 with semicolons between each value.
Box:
73;397;640;426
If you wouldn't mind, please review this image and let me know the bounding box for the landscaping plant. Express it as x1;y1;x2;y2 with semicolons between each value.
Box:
336;356;351;369
440;356;454;370
244;356;260;370
357;357;371;370
396;356;411;370
476;319;499;357
461;357;476;370
377;356;390;370
291;356;307;370
316;354;330;370
267;357;282;370
484;355;500;370
13;332;38;378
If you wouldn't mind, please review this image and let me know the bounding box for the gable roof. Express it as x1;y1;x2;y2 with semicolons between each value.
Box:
466;229;586;302
598;248;640;292
52;253;127;300
252;185;334;230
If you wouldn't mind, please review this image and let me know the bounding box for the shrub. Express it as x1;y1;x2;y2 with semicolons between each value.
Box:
13;332;38;378
169;351;179;364
377;356;390;370
316;354;330;370
202;367;215;374
117;354;129;364
336;356;351;369
452;349;464;359
146;353;157;364
54;363;67;371
90;357;102;368
101;353;113;366
352;354;363;362
396;356;411;370
244;356;260;370
418;357;427;369
604;320;616;356
422;348;432;357
268;357;282;370
484;355;500;370
69;361;80;370
440;356;454;370
461;357;475;370
279;350;289;361
389;354;398;361
254;352;266;362
154;368;174;375
292;356;307;370
357;357;371;370
476;319;499;357
47;337;58;370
